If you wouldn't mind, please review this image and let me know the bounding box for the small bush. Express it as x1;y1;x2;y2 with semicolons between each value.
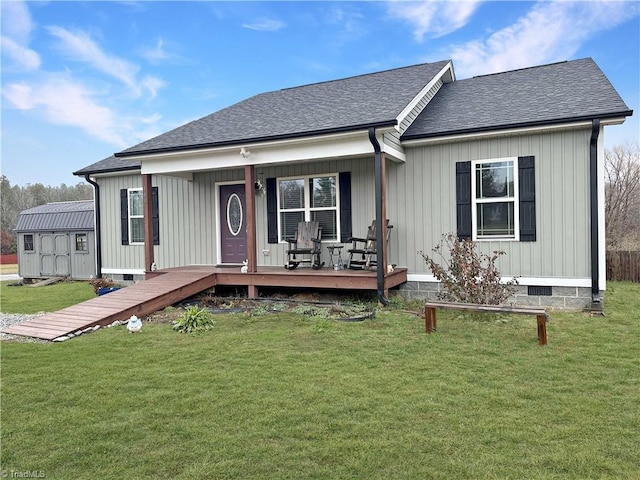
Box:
419;232;518;305
172;306;215;334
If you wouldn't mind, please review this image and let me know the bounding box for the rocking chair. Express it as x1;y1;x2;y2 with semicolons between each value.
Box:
285;221;324;270
347;219;392;270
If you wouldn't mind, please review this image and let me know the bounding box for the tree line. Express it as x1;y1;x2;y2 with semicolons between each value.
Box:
605;143;640;250
0;176;93;254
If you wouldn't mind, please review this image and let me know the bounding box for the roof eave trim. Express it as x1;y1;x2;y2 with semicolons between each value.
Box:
401;111;633;142
72;165;141;177
115;120;398;158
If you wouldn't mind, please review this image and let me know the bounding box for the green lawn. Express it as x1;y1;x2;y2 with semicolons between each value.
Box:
1;282;639;479
0;280;96;313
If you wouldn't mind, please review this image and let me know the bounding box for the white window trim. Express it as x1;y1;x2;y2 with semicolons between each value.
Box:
471;157;520;241
23;234;35;252
277;173;340;243
128;188;144;245
75;233;89;253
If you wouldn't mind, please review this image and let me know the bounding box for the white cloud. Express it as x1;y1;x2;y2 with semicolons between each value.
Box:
0;36;41;71
3;72;170;149
387;0;483;40
46;25;168;100
1;0;35;42
139;37;188;65
449;1;640;78
140;38;169;62
3;77;127;146
46;26;144;94
242;18;286;32
0;0;41;71
141;76;167;100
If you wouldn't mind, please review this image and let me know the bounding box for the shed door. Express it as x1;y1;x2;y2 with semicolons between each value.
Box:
40;233;70;277
220;184;247;264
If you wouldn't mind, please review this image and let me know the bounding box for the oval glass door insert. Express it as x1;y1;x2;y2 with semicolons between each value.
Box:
226;193;243;236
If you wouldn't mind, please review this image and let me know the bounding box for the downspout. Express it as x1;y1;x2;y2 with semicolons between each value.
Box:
589;119;601;307
368;127;390;306
84;175;102;279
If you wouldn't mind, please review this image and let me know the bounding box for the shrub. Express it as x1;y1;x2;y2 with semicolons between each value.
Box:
88;277;115;294
419;232;518;305
172;306;215;334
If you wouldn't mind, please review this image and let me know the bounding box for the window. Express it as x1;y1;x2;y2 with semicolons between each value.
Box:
457;156;536;242
75;233;88;252
278;175;338;242
120;187;160;246
471;158;519;240
128;189;144;244
24;234;34;252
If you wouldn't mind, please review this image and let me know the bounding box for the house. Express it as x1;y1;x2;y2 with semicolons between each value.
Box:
74;58;632;309
15;200;96;282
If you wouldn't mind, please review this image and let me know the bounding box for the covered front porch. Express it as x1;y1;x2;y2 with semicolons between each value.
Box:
136;126;403;302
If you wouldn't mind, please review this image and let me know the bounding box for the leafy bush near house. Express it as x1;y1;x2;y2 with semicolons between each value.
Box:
88;277;115;294
172;306;214;334
419;232;518;305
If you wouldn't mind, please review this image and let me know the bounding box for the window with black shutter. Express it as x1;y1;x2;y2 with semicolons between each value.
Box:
120;186;160;245
266;172;352;244
456;156;536;241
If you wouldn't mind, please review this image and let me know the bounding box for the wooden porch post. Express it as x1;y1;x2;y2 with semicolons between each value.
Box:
142;174;155;276
244;165;258;297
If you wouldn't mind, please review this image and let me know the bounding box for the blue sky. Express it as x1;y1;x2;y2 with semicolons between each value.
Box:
2;0;639;187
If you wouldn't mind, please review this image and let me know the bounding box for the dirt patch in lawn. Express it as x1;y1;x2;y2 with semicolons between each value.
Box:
146;291;377;324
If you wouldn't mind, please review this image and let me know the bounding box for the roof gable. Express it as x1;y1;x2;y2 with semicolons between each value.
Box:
403;58;632;140
118;60;451;156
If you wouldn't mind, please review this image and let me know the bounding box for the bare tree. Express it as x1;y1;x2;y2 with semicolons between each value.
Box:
605;143;640;250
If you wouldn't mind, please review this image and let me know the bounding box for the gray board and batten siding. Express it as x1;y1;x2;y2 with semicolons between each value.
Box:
390;127;597;308
101;127;592;289
15;201;96;281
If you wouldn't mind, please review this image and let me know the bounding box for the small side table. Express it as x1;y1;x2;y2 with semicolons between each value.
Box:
327;245;344;270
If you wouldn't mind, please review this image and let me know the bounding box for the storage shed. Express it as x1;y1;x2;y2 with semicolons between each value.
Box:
15;201;96;281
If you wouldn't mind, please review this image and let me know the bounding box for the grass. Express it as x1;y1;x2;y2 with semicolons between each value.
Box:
0;280;96;313
1;282;639;479
0;264;18;275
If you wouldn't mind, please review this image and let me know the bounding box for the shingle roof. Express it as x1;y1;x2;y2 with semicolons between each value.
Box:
403;58;632;140
117;60;451;156
15;201;94;232
73;155;140;177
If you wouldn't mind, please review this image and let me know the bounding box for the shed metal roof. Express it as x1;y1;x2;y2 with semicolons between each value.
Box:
402;58;632;140
116;60;451;157
15;201;95;232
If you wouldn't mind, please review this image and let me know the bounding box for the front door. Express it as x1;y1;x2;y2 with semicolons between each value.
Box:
220;184;247;264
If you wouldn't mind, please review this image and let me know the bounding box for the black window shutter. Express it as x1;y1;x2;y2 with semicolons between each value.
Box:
339;172;352;243
152;186;160;245
266;178;278;244
456;161;472;240
518;156;536;241
120;189;129;245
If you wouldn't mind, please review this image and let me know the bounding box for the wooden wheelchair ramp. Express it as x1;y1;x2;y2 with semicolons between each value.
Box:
2;270;217;341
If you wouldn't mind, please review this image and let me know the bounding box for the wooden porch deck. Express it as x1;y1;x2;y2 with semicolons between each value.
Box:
2;266;407;341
